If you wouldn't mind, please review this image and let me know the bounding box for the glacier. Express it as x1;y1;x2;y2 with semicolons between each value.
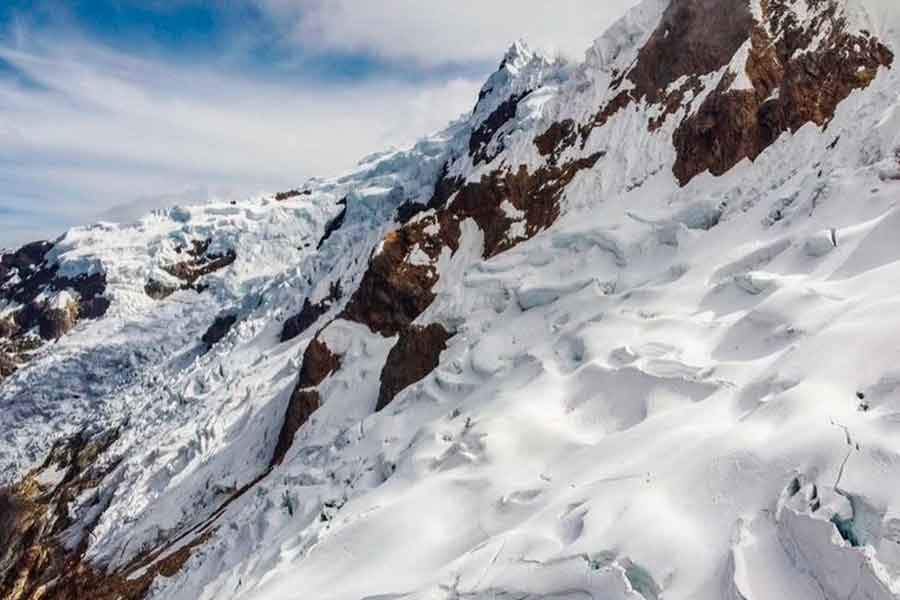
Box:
4;1;900;599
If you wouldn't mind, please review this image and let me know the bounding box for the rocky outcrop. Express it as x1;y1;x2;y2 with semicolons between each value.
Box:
341;223;447;338
166;239;237;284
585;0;754;138
201;314;238;348
298;338;342;387
281;281;342;343
342;152;602;339
36;299;80;341
316;197;348;250
270;389;319;467
0;242;111;383
534;119;577;164
470;92;531;166
278;148;604;457
673;0;893;183
0;351;17;380
144;279;178;301
274;189;311;201
581;0;892;185
0;430;209;600
280;101;604;468
376;324;451;412
270;337;342;467
145;238;237;300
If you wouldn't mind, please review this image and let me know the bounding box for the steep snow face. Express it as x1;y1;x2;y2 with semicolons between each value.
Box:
5;0;900;599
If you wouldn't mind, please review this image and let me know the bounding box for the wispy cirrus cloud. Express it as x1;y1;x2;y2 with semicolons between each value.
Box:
0;31;482;245
254;0;642;66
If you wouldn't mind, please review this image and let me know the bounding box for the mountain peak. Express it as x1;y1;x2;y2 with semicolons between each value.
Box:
499;38;536;71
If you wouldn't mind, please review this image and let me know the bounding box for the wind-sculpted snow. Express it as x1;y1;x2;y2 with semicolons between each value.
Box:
4;0;900;599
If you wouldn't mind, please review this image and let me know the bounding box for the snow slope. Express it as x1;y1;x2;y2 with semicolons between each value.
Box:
5;1;900;599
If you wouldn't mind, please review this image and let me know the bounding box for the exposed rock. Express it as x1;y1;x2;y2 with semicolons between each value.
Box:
673;0;894;184
580;0;893;185
146;238;237;300
298;338;342;388
470;92;531;165
281;281;342;343
395;200;429;225
376;324;452;412
534;119;577;164
37;300;80;340
0;337;42;383
270;389;319;467
344;154;602;338
0;430;208;600
586;0;755;138
201;314;238;348
0;243;111;382
341;224;446;337
56;273;111;321
274;189;311;201
0;351;16;380
316;198;348;250
426;164;465;212
144;279;178;301
441;155;604;258
270;336;342;467
394;163;464;225
163;239;237;287
0;242;54;283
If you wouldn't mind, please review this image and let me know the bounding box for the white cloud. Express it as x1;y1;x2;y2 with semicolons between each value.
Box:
0;34;482;246
259;0;643;66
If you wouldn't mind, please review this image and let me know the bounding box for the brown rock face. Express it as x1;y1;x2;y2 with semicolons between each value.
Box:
630;0;755;105
298;338;342;388
673;0;893;183
580;0;893;185
376;324;451;412
273;189;311;201
446;155;605;258
470;92;531;165
201;314;238;348
281;281;342;343
341;226;446;338
280;153;602;455
270;389;320;467
585;0;755;138
534;119;577;164
146;238;237;300
0;351;17;380
0;430;210;600
342;153;602;339
0;243;111;382
317;198;348;250
269;336;342;467
37;301;80;341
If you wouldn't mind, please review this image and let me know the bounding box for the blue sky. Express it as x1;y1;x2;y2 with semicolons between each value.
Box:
0;0;638;247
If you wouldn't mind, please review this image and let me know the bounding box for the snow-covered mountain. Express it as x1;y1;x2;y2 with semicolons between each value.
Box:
4;0;900;598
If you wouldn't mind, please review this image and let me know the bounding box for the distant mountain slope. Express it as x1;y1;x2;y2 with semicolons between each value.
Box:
3;1;900;599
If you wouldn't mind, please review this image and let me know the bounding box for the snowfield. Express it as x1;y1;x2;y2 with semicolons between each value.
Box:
5;0;900;599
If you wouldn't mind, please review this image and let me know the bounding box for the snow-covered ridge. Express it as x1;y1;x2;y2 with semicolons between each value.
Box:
4;0;900;599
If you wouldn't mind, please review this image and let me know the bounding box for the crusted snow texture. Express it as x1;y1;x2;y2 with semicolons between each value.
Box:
4;1;900;599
